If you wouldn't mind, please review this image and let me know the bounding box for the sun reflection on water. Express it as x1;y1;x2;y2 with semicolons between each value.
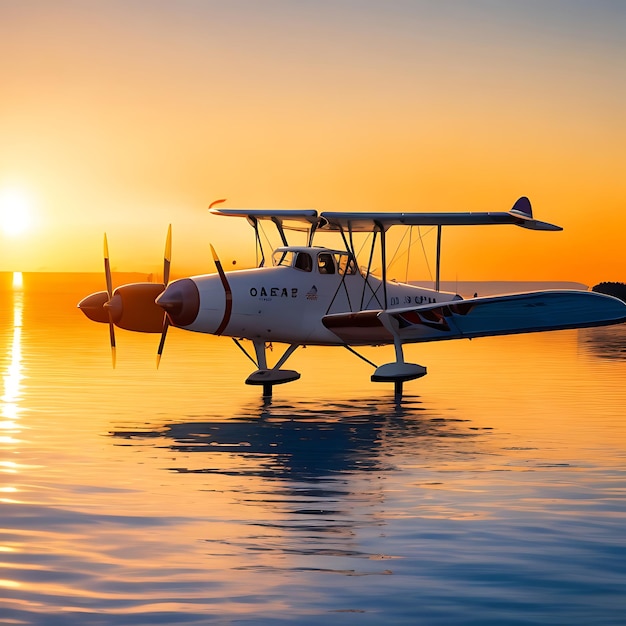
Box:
0;461;20;473
1;277;24;416
11;271;23;290
1;277;24;515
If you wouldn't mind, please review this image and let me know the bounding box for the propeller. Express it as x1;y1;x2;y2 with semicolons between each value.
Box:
103;233;116;368
156;228;229;362
79;214;225;367
163;224;172;285
77;226;173;367
210;243;233;336
156;225;172;369
156;202;230;338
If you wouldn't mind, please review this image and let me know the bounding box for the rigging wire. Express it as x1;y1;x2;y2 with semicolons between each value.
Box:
418;226;434;284
387;227;410;276
405;225;413;284
356;232;373;264
381;225;435;284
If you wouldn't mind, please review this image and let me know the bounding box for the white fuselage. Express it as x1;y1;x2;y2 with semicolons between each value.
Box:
178;247;459;345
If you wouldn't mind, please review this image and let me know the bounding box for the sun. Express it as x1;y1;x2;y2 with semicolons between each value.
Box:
0;189;33;237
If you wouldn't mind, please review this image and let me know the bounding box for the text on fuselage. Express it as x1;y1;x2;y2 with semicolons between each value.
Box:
390;295;437;306
250;287;298;299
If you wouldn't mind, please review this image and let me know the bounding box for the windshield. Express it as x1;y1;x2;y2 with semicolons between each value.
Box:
272;250;313;272
272;250;294;267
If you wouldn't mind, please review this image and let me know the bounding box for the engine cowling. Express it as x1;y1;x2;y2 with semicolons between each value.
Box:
78;282;166;333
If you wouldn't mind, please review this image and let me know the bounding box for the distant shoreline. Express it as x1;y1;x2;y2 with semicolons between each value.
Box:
0;271;155;293
1;271;588;297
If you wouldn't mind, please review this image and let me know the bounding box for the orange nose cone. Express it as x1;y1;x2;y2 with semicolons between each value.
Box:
77;291;110;323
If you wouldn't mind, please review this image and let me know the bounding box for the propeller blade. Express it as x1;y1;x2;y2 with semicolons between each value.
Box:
156;317;170;369
156;225;173;367
163;224;172;286
104;233;116;368
209;198;227;209
210;243;226;279
109;321;117;368
210;244;233;336
104;233;113;298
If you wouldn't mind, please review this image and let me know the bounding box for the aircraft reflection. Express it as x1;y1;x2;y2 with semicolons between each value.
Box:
579;325;626;360
109;396;481;484
109;397;485;560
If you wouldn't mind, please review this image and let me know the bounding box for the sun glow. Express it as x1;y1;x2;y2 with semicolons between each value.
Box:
12;272;23;290
0;189;32;237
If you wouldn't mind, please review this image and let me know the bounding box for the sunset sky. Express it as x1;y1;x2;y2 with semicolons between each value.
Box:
1;0;624;284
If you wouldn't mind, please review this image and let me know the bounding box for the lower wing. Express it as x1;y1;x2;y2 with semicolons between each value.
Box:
322;291;626;345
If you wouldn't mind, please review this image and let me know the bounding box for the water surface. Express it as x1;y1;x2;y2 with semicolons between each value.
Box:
1;275;625;624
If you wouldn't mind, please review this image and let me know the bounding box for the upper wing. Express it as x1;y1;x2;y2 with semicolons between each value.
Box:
209;208;319;232
209;198;560;233
319;197;561;232
322;291;626;345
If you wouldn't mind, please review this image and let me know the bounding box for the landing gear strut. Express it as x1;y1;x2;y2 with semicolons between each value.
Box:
371;336;427;398
244;341;301;398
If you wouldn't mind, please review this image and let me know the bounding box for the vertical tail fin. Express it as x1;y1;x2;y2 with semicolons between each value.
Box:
509;197;562;231
510;196;532;218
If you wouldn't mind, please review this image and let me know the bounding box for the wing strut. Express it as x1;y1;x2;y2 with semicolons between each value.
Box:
360;229;383;310
231;337;259;367
372;312;428;397
307;220;318;247
332;221;384;312
271;217;289;246
250;217;266;267
435;225;442;292
342;345;378;368
377;220;388;309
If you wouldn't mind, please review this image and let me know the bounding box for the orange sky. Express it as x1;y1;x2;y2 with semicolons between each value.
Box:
1;1;624;285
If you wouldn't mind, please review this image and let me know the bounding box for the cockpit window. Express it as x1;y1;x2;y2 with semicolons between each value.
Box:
336;253;357;275
318;253;336;274
273;250;294;267
294;252;312;272
272;250;313;272
273;249;357;275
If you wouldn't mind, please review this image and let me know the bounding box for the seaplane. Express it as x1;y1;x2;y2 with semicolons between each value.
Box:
78;197;626;397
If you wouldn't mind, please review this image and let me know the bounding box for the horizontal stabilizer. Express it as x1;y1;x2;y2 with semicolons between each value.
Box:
323;291;626;345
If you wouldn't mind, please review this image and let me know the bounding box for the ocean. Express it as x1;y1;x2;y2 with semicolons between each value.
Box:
1;273;625;625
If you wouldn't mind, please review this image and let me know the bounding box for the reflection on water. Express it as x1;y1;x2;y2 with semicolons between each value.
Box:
111;396;477;481
1;277;24;504
1;274;626;625
1;277;23;427
579;324;626;360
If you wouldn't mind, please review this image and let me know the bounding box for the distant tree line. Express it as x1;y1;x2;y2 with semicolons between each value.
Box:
592;282;626;302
